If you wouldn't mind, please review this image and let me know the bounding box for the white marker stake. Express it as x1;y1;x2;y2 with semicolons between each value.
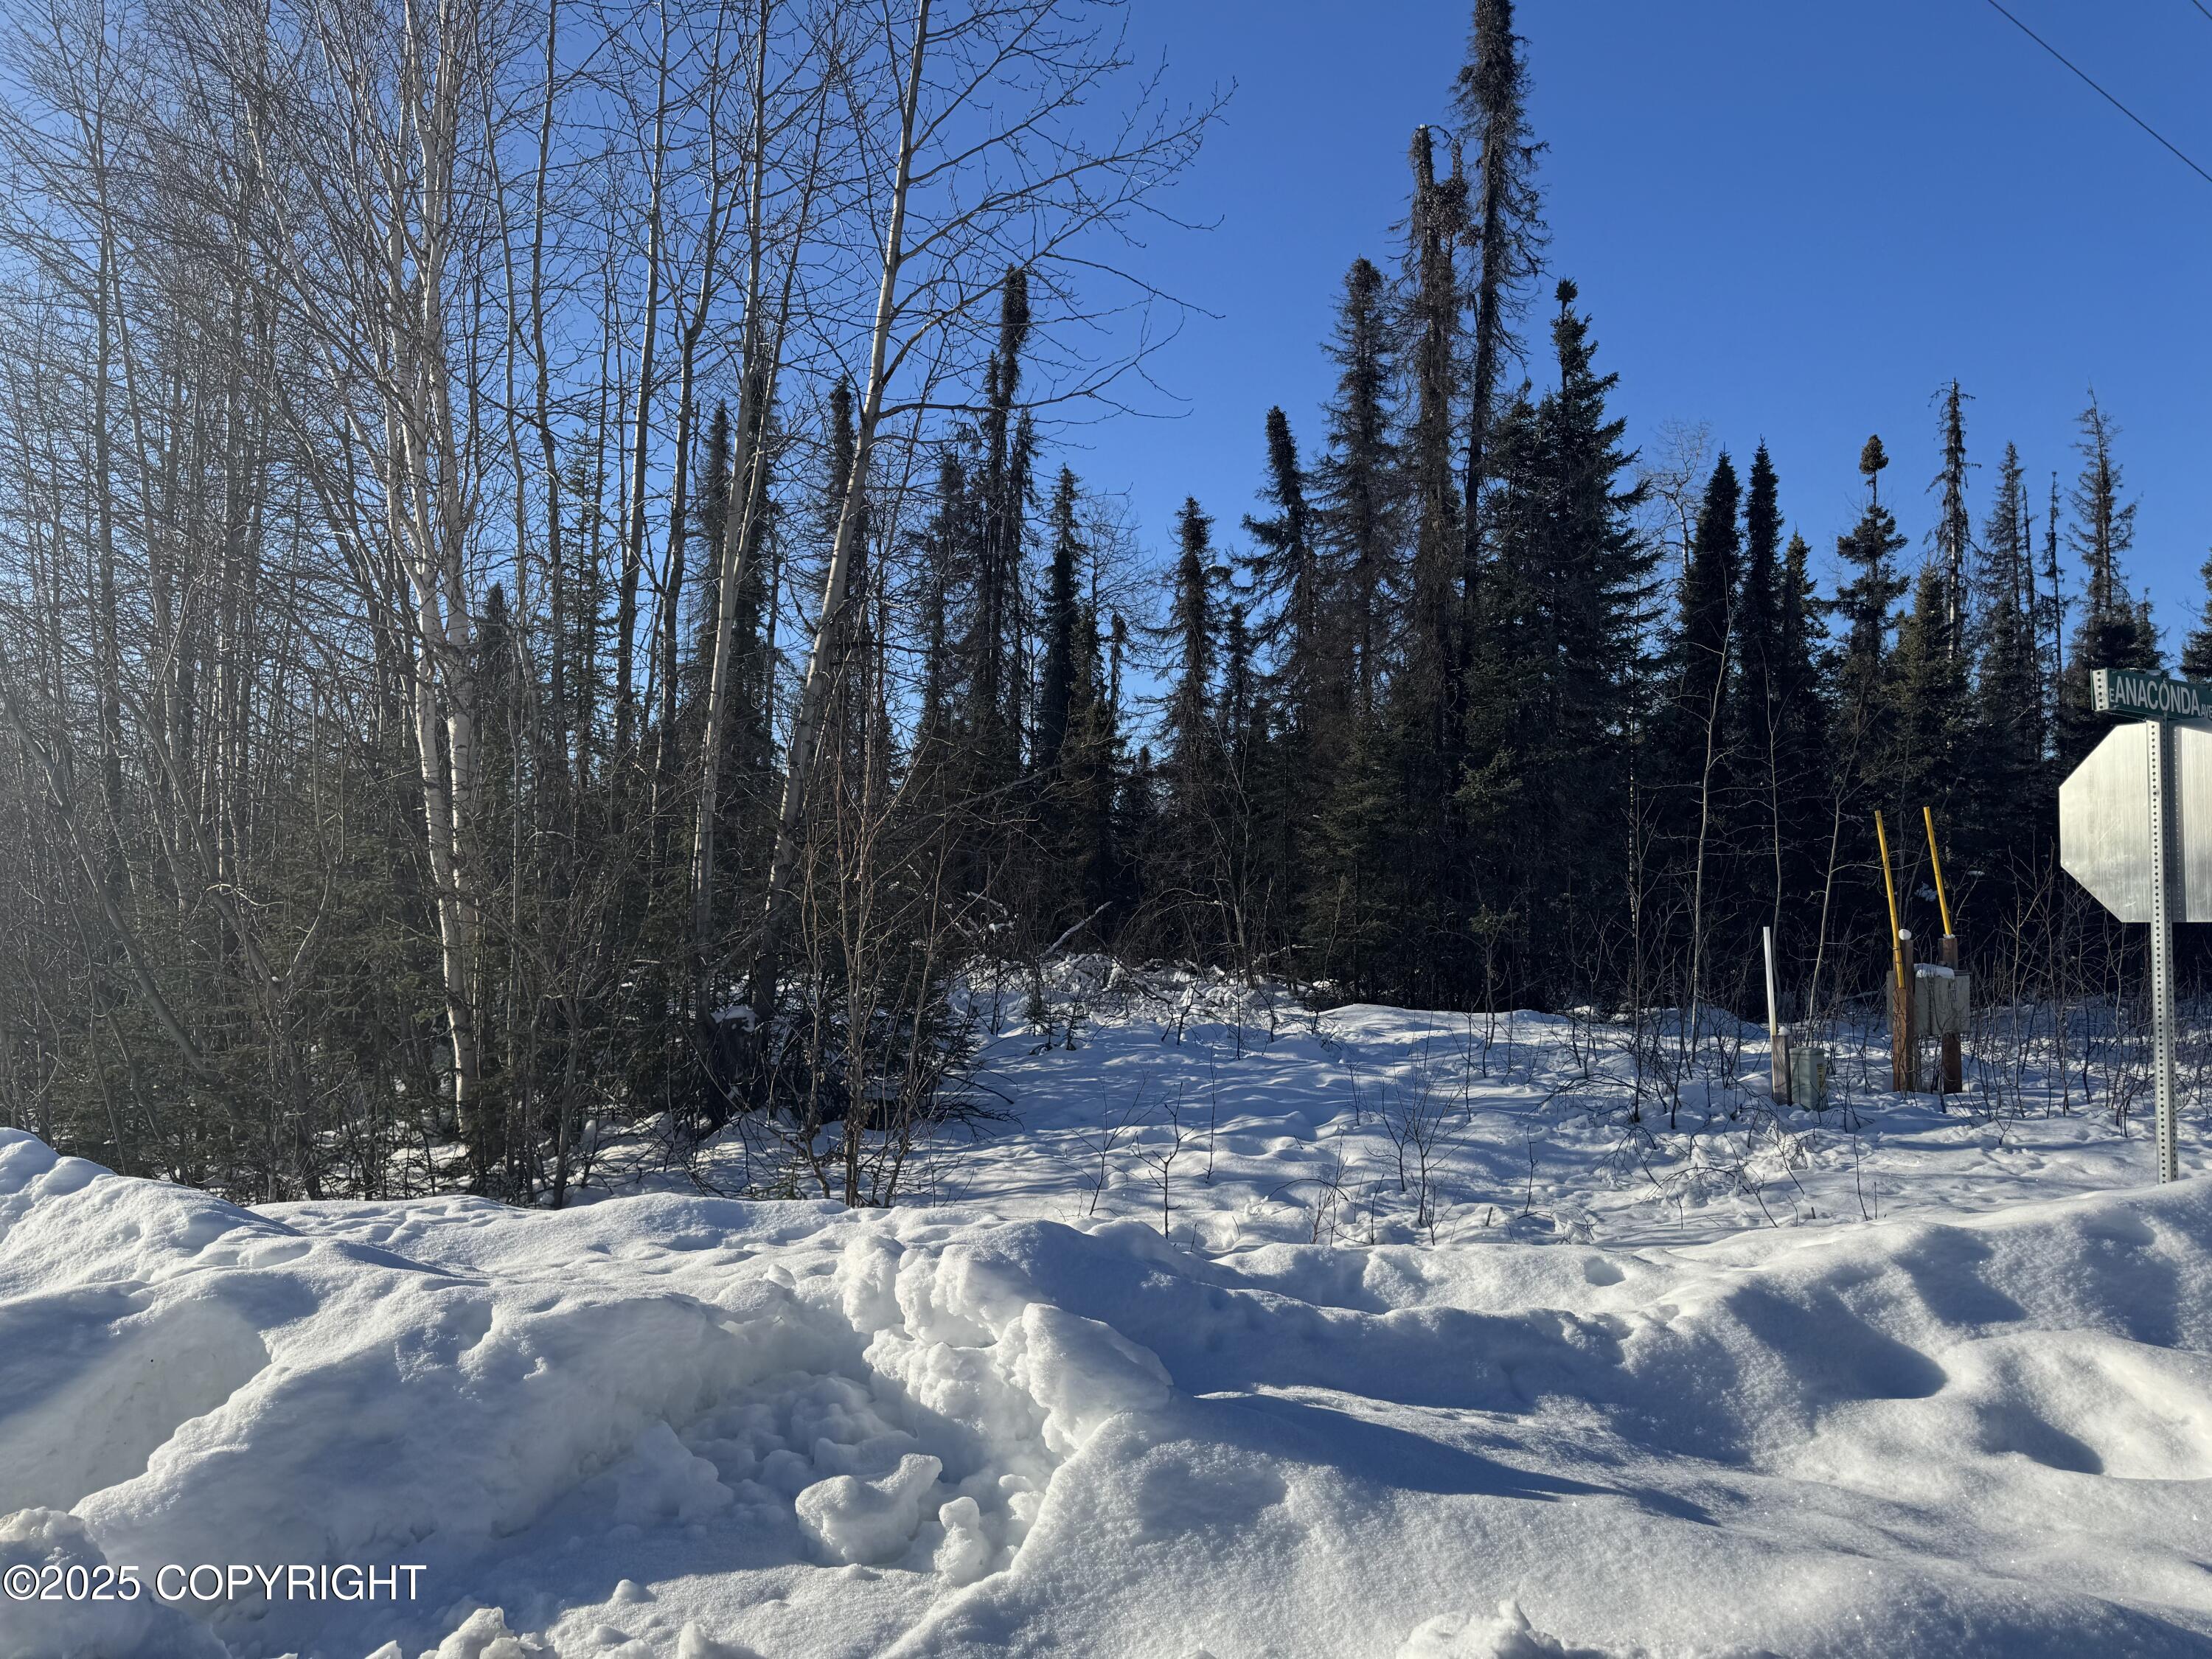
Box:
2150;717;2180;1183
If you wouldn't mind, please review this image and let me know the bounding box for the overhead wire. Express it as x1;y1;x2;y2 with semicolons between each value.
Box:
1981;0;2212;188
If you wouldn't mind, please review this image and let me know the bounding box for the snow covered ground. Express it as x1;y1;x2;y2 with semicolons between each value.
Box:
6;976;2212;1658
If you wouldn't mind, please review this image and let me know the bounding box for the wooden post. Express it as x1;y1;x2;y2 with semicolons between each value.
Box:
1924;807;1962;1097
1893;929;1918;1093
1876;811;1913;1094
1938;933;1962;1093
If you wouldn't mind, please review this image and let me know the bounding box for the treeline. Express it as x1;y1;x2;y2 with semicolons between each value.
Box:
0;0;2189;1205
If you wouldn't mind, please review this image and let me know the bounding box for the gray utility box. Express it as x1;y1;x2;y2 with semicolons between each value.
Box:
1918;967;1971;1037
1885;967;1972;1037
1787;1040;1830;1111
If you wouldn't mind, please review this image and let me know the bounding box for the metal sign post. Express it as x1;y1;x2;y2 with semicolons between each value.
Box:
2060;667;2212;1182
2149;714;2180;1183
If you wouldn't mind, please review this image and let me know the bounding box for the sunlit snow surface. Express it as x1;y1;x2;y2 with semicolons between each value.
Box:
7;981;2212;1658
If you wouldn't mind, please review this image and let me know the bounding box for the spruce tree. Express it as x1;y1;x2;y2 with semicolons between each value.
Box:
1734;444;1787;933
1830;436;1908;801
1890;393;1975;894
1454;0;1546;599
1402;125;1465;764
914;450;967;768
2057;398;2158;766
1037;467;1082;773
1932;380;1972;653
1241;408;1325;941
822;378;874;793
1460;383;1541;888
2041;473;2067;756
1307;720;1398;998
1216;592;1265;956
1467;281;1649;999
2180;549;2212;680
1158;498;1221;918
1313;259;1399;725
1056;585;1127;928
1772;530;1830;956
1388;128;1477;998
687;401;734;691
960;270;1037;790
1218;596;1256;779
1971;444;2046;864
1307;259;1405;985
1242;407;1329;745
1890;560;1972;833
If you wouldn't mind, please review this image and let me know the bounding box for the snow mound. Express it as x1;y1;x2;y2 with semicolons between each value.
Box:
794;1451;941;1564
0;1508;228;1659
1397;1601;1780;1659
7;1123;2212;1655
1399;1603;1626;1658
611;1424;735;1527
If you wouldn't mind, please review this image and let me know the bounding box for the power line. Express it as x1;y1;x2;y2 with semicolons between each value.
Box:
1982;0;2212;189
2189;0;2212;27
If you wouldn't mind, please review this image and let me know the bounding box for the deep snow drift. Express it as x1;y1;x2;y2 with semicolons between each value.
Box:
5;993;2212;1658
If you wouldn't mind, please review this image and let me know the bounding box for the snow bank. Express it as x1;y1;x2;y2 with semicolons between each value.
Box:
8;1087;2212;1656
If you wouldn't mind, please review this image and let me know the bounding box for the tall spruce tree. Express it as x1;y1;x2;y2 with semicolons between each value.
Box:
1971;444;2047;873
1454;0;1545;607
1932;380;1972;654
1049;515;1126;931
1313;259;1399;725
1468;280;1649;999
1734;444;1787;935
1402;125;1466;765
1830;436;1908;801
961;270;1037;789
1241;408;1325;936
1890;560;1972;834
1384;128;1479;997
1243;405;1332;771
2057;398;2157;766
2041;473;2067;755
1060;597;1127;926
1306;262;1405;987
1772;530;1829;967
1158;498;1222;914
1037;467;1082;773
821;378;875;795
914;450;967;767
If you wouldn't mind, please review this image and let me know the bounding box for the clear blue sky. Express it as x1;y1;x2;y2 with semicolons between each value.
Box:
1071;0;2212;637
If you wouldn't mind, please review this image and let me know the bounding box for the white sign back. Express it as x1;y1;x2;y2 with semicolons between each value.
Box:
2060;721;2212;923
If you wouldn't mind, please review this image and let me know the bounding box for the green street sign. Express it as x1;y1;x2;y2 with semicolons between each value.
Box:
2094;667;2212;722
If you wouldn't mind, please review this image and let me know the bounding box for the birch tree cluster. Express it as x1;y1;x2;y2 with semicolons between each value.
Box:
0;0;1208;1201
